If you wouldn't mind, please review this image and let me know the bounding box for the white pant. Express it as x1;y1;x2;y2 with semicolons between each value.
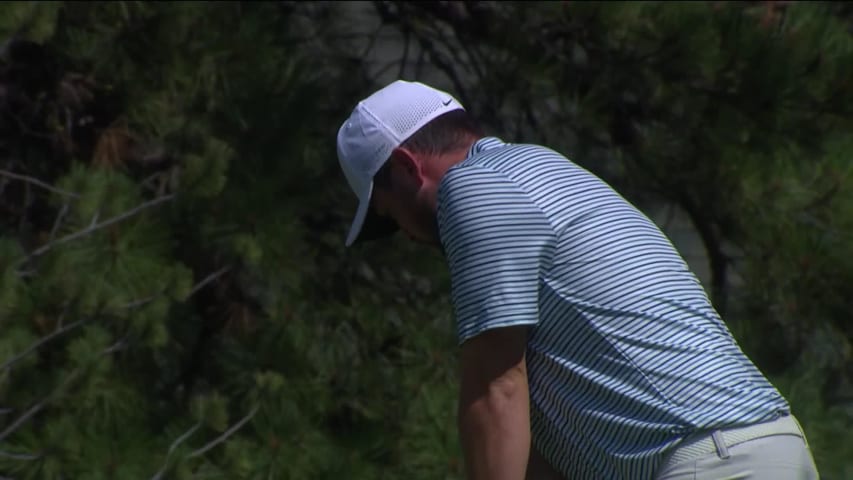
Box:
525;415;820;480
655;416;820;480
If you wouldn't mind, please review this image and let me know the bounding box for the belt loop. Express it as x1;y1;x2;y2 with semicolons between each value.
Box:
711;431;731;459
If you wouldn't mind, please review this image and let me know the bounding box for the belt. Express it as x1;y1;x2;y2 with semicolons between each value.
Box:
664;414;805;466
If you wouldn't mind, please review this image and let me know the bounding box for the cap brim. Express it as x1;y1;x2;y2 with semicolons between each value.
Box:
345;184;398;247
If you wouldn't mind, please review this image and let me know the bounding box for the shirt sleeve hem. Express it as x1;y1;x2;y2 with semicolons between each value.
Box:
457;318;538;346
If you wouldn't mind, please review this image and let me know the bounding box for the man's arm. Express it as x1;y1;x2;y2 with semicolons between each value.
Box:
438;165;555;479
458;325;530;480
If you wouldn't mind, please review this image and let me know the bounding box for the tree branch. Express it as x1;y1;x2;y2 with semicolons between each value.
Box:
0;449;41;461
121;265;230;310
372;1;471;107
0;169;80;198
0;319;88;372
188;266;231;298
0;341;126;442
0;397;48;443
121;296;159;310
150;422;202;480
49;202;70;241
187;405;259;459
18;193;176;266
103;337;128;355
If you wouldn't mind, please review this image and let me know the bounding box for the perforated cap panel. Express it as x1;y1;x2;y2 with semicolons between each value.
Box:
360;80;463;143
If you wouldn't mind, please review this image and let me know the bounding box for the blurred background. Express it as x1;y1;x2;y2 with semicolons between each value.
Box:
0;1;850;478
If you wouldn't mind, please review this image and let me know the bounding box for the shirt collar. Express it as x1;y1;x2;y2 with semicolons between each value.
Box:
465;136;507;160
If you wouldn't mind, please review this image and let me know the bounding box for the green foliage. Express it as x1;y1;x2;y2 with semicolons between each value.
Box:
0;1;60;42
0;1;850;478
181;140;231;199
772;362;853;480
190;392;229;432
66;325;111;370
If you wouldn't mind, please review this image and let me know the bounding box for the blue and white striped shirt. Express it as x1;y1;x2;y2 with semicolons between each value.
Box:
436;137;789;479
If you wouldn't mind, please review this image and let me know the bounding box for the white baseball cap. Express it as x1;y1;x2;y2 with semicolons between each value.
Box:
337;80;464;246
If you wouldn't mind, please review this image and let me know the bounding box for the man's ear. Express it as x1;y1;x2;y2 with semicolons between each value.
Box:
389;147;425;188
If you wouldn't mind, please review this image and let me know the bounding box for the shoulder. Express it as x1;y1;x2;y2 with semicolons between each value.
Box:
436;161;555;255
438;140;557;197
437;162;533;226
463;140;566;169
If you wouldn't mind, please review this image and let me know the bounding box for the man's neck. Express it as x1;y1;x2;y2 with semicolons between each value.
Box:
426;137;480;183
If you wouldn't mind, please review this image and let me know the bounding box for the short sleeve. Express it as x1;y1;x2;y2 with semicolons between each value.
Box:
437;165;555;345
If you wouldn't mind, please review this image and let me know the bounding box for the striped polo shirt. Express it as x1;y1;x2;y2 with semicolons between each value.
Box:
436;137;789;479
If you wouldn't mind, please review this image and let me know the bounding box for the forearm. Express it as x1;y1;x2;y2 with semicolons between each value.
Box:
458;373;531;480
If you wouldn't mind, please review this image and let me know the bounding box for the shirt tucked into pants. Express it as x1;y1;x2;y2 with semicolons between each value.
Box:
654;414;819;480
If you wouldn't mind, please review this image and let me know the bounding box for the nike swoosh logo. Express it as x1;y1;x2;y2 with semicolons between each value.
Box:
442;98;452;106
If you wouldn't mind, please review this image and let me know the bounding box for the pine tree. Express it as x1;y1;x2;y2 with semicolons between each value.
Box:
0;2;447;478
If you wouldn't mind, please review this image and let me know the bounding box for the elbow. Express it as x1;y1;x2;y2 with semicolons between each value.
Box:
458;326;530;424
488;369;528;405
460;365;529;420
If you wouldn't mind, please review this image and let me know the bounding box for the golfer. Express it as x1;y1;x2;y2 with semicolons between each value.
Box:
336;80;820;480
